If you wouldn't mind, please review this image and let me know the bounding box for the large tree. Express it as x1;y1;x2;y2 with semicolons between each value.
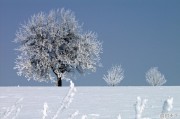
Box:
14;9;102;86
146;67;166;86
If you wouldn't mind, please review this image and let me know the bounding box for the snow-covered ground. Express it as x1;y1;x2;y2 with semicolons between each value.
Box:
0;86;180;119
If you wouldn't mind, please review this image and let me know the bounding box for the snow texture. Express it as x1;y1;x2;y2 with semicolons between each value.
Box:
146;67;166;86
14;8;102;83
103;65;124;86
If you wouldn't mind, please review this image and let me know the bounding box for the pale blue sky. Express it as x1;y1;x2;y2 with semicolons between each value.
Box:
0;0;180;86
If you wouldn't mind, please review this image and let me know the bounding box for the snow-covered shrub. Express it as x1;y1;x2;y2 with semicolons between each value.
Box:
146;67;166;86
134;96;150;119
162;97;173;113
103;65;124;86
14;8;102;86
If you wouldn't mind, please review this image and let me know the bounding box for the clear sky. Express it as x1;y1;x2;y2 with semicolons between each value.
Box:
0;0;180;86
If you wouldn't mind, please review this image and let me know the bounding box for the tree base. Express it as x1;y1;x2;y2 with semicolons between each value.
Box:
57;77;62;87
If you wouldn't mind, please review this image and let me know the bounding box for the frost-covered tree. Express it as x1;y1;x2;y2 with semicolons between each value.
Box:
14;8;102;86
146;67;166;86
103;65;124;86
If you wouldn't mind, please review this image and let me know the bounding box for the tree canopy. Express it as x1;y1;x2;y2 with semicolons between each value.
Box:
146;67;166;86
14;9;102;86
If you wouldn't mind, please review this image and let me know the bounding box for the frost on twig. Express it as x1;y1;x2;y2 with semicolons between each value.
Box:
12;105;22;119
81;115;88;119
60;80;77;110
2;98;23;119
42;102;48;119
134;96;150;119
52;80;77;119
68;110;79;119
117;114;121;119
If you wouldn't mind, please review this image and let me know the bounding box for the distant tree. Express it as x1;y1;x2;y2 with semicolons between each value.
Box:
14;8;102;86
103;65;124;86
146;67;166;86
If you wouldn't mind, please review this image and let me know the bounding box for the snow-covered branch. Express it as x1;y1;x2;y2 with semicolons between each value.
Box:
81;115;88;119
68;110;79;119
42;102;48;119
52;80;77;119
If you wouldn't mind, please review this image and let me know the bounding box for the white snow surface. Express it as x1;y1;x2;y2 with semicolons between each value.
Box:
0;86;180;119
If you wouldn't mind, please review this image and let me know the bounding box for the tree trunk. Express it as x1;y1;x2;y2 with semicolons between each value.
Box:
57;77;62;87
51;66;63;87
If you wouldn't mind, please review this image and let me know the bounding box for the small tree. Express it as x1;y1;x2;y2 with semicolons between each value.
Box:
146;67;166;86
103;65;124;86
14;8;102;86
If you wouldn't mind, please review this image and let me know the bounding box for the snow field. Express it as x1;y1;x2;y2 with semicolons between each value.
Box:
0;86;180;119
